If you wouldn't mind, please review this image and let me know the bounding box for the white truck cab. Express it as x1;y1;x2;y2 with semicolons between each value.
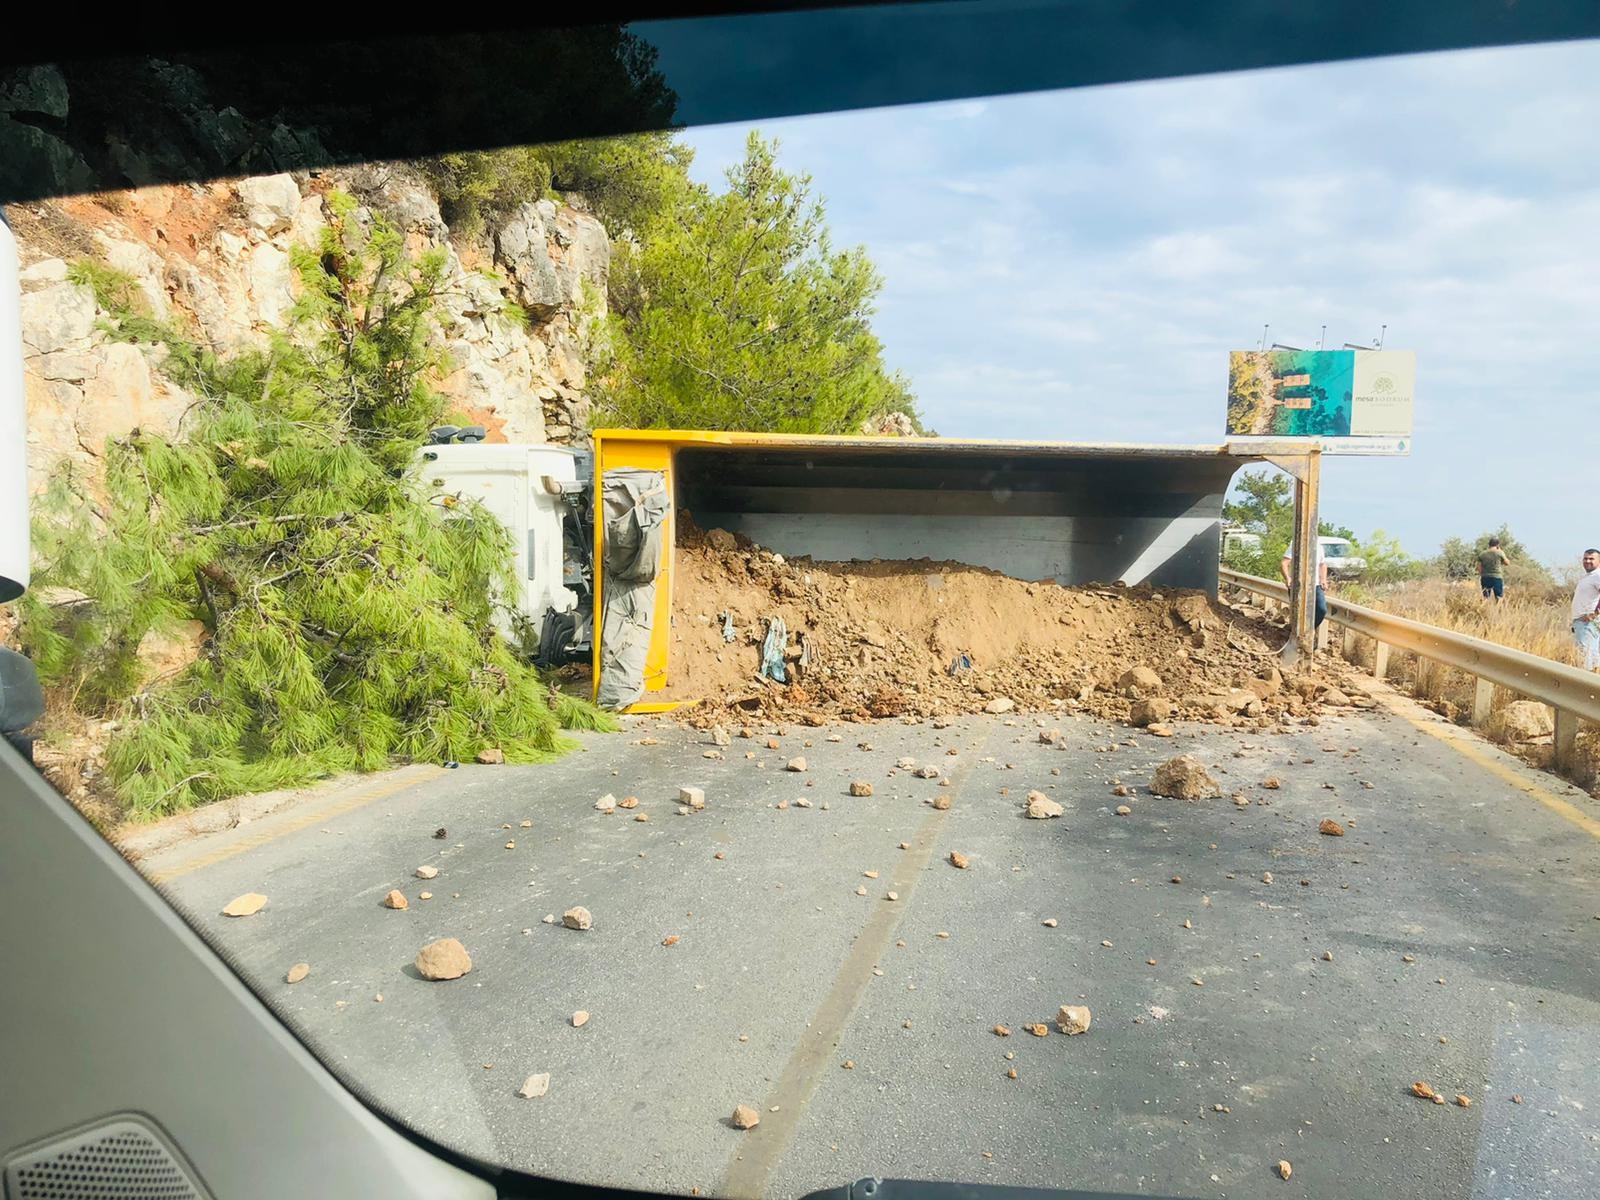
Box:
415;438;594;665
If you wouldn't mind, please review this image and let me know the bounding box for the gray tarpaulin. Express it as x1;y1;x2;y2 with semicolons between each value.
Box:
596;468;669;709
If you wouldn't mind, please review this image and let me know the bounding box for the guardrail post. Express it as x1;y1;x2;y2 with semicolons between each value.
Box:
1554;709;1578;771
1341;627;1357;663
1372;641;1389;679
1472;678;1495;727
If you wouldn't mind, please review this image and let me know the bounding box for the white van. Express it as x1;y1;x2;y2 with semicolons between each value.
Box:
1318;536;1366;578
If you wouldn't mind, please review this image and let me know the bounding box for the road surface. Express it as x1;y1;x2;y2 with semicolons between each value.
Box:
139;683;1600;1200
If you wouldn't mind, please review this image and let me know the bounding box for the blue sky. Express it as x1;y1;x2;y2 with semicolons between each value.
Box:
677;40;1598;568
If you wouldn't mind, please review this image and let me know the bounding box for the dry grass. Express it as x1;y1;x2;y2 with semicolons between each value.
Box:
1335;577;1598;793
1346;576;1578;668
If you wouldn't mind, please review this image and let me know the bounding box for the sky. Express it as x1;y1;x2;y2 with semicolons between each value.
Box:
676;39;1599;568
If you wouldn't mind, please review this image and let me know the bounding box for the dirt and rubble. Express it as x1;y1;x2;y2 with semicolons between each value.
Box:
666;522;1359;728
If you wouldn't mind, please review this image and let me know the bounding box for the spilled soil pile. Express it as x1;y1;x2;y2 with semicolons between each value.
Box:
664;524;1357;726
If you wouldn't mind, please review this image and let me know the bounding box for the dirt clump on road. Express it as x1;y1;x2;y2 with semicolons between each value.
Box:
665;523;1342;726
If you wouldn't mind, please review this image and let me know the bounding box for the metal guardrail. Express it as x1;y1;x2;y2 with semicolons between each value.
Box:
1219;567;1600;769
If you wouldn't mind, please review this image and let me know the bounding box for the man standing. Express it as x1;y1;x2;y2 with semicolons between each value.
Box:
1573;547;1600;671
1477;536;1510;601
1280;539;1329;631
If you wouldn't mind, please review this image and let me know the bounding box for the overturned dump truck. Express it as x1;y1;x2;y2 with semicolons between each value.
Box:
589;430;1292;713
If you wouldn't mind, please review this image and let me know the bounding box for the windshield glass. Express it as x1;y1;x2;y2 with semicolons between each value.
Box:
6;30;1600;1200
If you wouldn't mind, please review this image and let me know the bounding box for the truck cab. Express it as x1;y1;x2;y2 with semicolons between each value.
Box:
415;437;594;667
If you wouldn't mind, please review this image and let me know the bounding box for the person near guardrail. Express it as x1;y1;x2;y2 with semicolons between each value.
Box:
1477;537;1510;601
1572;547;1600;671
1280;542;1329;628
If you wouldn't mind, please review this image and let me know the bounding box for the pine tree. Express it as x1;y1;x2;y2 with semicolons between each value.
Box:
595;132;918;434
18;193;612;819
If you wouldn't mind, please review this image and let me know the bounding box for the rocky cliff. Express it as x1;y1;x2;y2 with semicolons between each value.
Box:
8;165;609;491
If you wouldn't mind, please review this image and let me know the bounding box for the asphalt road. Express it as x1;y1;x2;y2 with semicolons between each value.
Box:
145;687;1600;1200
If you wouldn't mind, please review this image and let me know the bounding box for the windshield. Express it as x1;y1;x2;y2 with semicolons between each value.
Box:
6;29;1600;1200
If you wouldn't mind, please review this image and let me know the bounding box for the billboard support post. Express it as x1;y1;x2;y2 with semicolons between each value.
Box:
1273;447;1321;664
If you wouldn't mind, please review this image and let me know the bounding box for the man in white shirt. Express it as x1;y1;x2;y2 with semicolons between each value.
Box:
1572;547;1600;671
1280;540;1329;629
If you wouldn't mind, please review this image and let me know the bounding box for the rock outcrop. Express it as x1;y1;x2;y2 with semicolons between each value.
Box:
10;166;610;495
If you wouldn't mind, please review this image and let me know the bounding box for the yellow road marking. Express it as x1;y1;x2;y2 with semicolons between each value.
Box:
145;766;450;885
1372;690;1600;842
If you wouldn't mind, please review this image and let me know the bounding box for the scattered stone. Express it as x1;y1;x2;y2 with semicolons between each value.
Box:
932;795;952;810
795;798;812;808
635;813;650;823
936;931;950;939
1321;689;1351;706
711;725;731;746
1262;872;1274;884
786;757;807;772
1119;666;1163;697
1042;918;1058;928
1488;701;1555;744
993;1024;1011;1037
909;764;937;779
1025;791;1064;819
1322;950;1334;961
1512;1094;1523;1104
1213;1103;1230;1113
419;892;433;901
518;1073;550;1099
505;841;516;850
681;786;706;809
703;750;723;760
223;892;268;917
1412;1081;1437;1101
286;963;310;984
1402;955;1415;963
1038;729;1061;745
1263;777;1281;789
731;1104;761;1130
476;748;505;765
543;914;556;924
1182;919;1192;929
433;827;448;839
1455;1094;1471;1108
897;756;918;770
864;870;879;879
1057;1005;1091;1035
1101;940;1113;947
949;850;970;869
900;842;911;850
618;796;639;809
1277;1160;1292;1181
984;697;1016;714
1319;818;1345;836
1007;1068;1019;1080
415;938;472;981
572;1011;589;1028
662;934;680;947
886;891;899;901
1129;697;1173;727
415;865;439;879
563;906;593;931
1147;724;1176;737
855;885;869;896
1150;755;1222;800
842;1060;855;1070
850;780;875;796
1233;796;1250;807
1115;805;1132;816
383;889;409;910
1024;1023;1050;1037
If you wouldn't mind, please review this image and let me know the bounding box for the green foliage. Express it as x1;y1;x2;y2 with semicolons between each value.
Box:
420;131;694;240
594;132;919;435
1222;469;1294;560
22;195;613;819
1358;529;1427;586
1437;525;1534;579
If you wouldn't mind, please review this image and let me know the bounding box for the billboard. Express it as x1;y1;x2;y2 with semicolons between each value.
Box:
1226;349;1414;455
